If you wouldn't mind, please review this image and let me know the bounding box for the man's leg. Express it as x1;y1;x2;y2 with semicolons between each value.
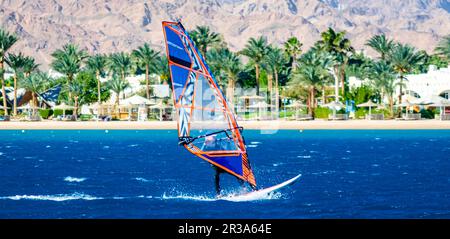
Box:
215;170;221;196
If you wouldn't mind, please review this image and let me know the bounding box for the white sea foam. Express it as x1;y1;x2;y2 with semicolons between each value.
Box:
64;176;87;183
250;142;262;145
45;145;51;148
161;190;283;202
221;191;283;202
247;145;258;148
297;155;311;159
0;193;101;201
161;192;216;201
134;177;150;182
128;144;139;147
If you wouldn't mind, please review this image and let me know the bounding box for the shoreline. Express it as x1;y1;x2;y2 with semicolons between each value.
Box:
0;120;449;130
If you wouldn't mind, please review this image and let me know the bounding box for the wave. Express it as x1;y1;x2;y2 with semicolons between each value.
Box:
64;176;87;183
134;177;150;182
161;193;217;202
161;190;283;202
250;141;262;145
0;193;102;201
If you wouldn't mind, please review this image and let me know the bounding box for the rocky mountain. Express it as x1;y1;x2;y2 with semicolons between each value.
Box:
1;0;449;69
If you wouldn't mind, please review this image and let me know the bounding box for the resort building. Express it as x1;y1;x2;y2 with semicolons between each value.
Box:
403;65;450;100
349;65;450;102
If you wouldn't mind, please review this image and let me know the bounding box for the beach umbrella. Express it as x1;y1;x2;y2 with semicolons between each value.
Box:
428;95;450;117
357;100;379;120
285;101;307;108
239;95;264;120
285;101;307;119
53;102;75;117
395;101;416;119
322;101;345;110
18;104;42;118
322;101;345;120
149;101;170;121
121;95;154;105
239;95;264;100
249;101;273;120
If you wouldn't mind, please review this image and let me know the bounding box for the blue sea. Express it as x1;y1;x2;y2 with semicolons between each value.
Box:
0;129;449;219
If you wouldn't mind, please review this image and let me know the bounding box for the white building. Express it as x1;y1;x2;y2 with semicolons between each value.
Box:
349;65;450;102
403;65;450;100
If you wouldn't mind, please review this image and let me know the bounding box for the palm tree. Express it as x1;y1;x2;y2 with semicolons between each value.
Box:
51;44;87;103
435;35;450;60
387;43;424;105
22;56;39;76
189;26;221;58
284;37;303;70
155;56;170;84
317;28;354;98
107;76;130;117
68;79;84;117
20;72;45;117
208;48;242;107
108;52;133;81
240;36;269;96
86;54;107;104
5;52;26;116
206;48;228;87
289;49;333;117
132;43;160;99
0;28;18;115
265;46;287;111
368;61;398;116
366;34;394;60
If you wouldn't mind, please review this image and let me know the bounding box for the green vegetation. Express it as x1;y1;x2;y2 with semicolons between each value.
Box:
0;24;448;120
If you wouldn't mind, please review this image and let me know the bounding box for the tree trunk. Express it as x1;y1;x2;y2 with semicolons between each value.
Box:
340;67;345;98
307;87;313;115
322;86;326;104
1;61;8;116
389;96;394;117
227;78;234;109
145;64;150;99
311;87;316;118
275;71;279;114
333;65;340;102
291;57;296;72
398;75;403;104
67;74;73;104
13;73;17;116
115;94;120;119
96;71;101;104
74;96;78;118
32;92;36;117
255;64;260;96
268;73;273;108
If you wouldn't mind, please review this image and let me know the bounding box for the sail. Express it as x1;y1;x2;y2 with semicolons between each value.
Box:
162;21;256;187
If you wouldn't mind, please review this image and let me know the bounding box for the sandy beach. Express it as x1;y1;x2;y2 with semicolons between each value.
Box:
0;120;449;130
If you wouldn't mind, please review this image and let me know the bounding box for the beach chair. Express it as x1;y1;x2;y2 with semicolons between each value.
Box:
401;113;421;120
365;114;384;120
0;115;10;121
328;113;349;120
80;114;93;121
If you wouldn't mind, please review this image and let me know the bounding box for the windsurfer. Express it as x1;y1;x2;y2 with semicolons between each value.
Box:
202;135;252;197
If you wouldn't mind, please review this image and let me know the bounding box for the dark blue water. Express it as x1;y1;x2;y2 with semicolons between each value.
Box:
0;129;449;219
